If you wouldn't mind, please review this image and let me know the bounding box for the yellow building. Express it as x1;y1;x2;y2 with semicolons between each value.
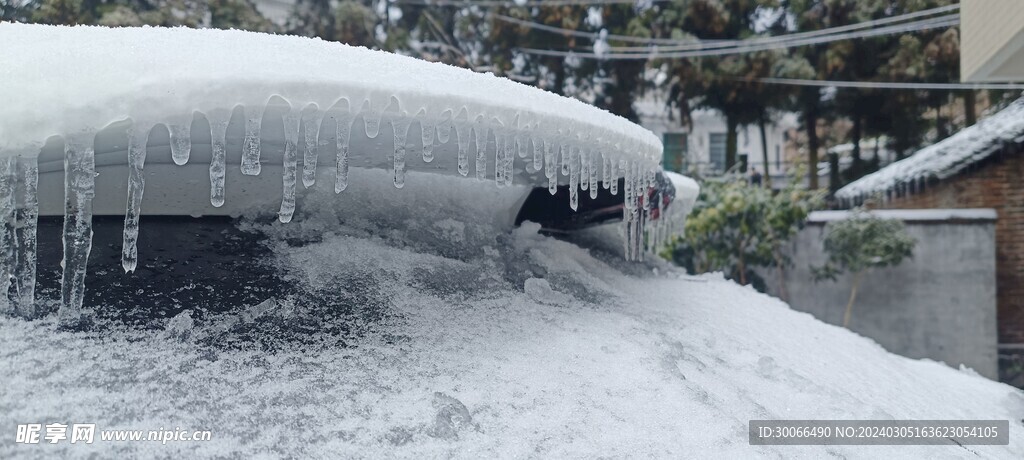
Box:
961;0;1024;82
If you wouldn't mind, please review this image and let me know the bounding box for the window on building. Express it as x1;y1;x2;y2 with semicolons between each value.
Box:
662;132;688;172
709;133;727;172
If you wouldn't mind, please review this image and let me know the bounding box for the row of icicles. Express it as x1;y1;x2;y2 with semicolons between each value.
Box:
2;98;667;323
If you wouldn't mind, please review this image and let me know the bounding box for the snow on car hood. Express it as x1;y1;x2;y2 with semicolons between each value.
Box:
1;178;1021;457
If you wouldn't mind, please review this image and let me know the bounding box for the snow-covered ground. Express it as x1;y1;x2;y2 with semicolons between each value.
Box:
1;172;1022;458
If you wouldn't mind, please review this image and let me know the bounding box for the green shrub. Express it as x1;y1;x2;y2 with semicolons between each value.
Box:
669;176;823;292
812;211;916;327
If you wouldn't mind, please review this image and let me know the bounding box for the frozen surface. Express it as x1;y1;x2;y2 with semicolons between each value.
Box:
836;97;1024;203
1;172;1021;458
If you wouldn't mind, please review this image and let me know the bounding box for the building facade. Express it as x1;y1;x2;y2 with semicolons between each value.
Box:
635;95;797;182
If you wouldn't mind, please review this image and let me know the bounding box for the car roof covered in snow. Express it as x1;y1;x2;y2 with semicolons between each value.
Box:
0;23;661;168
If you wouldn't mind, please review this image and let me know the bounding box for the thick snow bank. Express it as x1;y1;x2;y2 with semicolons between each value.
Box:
1;177;1020;457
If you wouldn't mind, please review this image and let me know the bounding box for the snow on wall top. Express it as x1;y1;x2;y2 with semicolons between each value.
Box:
808;208;998;223
0;23;661;162
835;96;1024;201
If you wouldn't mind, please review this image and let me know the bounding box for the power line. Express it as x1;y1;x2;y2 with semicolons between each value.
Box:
598;11;958;51
492;13;724;45
493;3;959;46
600;13;958;53
517;15;959;59
753;78;1024;90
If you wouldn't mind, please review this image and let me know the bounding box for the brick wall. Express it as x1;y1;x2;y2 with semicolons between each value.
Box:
872;152;1024;344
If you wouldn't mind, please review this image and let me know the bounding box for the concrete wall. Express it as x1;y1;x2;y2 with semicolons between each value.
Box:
762;209;999;379
868;152;1024;346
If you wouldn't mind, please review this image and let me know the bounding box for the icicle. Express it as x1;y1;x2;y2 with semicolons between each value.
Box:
280;109;300;223
612;159;624;196
121;124;150;273
637;163;647;261
13;155;38;317
628;161;642;261
392;115;411;189
474;118;489;181
622;161;634;261
661;203;669;251
512;114;527;160
589;151;598;200
544;141;557;195
241;105;263;176
532;138;543;173
494;131;506;186
208;113;229;208
516;135;529;158
504;134;515;186
168;113;192;166
639;166;650;214
602;153;611;190
419;111;435;163
624;161;634;213
454;109;470;176
580;151;590;192
561;144;570;176
630;162;644;261
60;132;95;324
362;100;383;139
301;106;321;188
437;110;453;144
568;146;579;211
335;102;354;193
0;157;16;316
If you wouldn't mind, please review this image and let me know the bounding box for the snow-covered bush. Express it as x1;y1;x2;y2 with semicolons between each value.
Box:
669;176;822;291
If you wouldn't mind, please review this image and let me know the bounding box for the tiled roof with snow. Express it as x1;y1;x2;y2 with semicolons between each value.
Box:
835;97;1024;201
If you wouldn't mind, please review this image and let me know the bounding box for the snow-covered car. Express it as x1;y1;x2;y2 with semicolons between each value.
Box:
2;24;1021;459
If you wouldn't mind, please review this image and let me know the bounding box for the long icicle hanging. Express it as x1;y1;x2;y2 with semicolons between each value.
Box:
0;157;16;317
301;106;321;188
59;132;96;325
208;112;229;208
335;101;354;193
14;155;38;317
121;123;150;273
241;104;263;176
280;109;300;223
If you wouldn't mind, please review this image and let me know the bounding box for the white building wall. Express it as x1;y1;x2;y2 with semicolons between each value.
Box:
636;94;795;179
